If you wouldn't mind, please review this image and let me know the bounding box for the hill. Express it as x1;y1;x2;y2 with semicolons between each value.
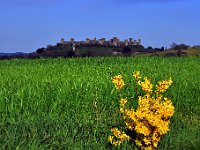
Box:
0;46;199;60
0;52;26;56
137;47;200;57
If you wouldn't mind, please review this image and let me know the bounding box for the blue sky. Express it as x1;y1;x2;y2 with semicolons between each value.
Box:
0;0;200;53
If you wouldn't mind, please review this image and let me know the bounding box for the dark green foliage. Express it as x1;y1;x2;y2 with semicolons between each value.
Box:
76;46;113;57
161;47;165;51
67;51;76;57
170;43;189;50
36;48;45;54
122;46;131;54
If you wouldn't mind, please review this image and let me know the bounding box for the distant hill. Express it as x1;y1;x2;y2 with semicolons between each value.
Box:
0;46;199;60
136;47;200;57
0;52;27;56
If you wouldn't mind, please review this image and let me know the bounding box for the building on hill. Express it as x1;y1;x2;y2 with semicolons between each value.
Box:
59;37;142;47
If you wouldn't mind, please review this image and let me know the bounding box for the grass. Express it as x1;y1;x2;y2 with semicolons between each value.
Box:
0;56;199;149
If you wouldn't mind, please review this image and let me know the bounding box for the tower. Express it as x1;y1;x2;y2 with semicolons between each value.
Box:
125;39;129;46
129;38;133;45
70;38;74;43
113;37;118;46
138;38;141;45
133;39;137;45
86;38;90;44
61;38;65;44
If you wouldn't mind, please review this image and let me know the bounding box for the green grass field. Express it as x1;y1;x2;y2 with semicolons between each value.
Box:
0;56;199;150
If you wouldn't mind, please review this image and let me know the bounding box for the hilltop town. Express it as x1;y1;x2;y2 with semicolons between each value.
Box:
31;36;147;57
1;37;198;60
60;37;142;48
59;37;143;53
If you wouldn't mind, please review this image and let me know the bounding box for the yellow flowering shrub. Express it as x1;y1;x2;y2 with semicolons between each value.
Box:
109;71;174;150
112;75;125;90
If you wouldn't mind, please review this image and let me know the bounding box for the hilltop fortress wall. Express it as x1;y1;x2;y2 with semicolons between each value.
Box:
60;37;142;47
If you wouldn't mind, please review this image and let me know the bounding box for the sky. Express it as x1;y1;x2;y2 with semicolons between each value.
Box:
0;0;200;53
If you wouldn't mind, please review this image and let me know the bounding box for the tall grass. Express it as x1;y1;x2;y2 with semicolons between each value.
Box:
0;56;199;149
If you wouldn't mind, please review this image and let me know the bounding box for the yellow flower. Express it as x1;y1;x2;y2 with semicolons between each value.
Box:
110;128;130;145
140;77;153;94
119;98;128;107
125;120;135;129
112;75;125;90
133;71;141;79
109;71;174;150
108;135;113;143
143;137;151;145
135;123;151;136
143;146;153;150
135;139;142;146
112;141;120;146
156;79;173;93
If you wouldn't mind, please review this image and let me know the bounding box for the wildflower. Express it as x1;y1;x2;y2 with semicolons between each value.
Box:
119;98;128;107
108;135;121;146
108;135;113;143
143;146;153;150
111;128;130;140
109;128;130;146
143;137;151;145
140;77;153;94
135;123;151;136
125;120;135;130
156;78;173;93
109;71;174;150
112;75;125;90
119;98;128;113
133;71;141;79
135;139;142;147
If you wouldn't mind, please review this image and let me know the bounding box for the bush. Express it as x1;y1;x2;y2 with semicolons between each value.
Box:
122;47;131;53
36;48;45;54
81;51;93;57
170;43;189;50
67;51;76;57
109;71;174;150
